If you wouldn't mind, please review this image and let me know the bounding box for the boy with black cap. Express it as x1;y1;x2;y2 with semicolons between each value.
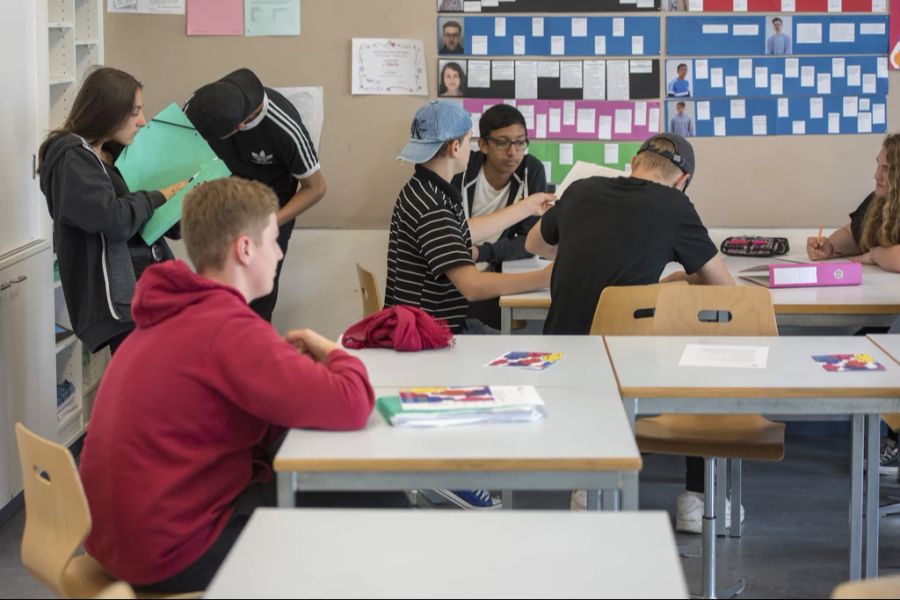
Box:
185;68;326;322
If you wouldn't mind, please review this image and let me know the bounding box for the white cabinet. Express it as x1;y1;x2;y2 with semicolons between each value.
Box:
0;243;56;504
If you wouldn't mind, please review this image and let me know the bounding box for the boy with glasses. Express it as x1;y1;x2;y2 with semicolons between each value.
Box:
452;104;556;328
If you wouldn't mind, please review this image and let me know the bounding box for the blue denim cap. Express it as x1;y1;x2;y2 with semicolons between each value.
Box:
397;100;473;164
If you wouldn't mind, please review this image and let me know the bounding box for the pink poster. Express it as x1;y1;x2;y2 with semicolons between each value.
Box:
463;98;661;141
187;0;244;36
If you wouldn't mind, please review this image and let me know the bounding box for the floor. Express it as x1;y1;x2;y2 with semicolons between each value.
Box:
1;432;898;599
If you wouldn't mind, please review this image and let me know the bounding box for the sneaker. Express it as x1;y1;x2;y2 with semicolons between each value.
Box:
880;438;899;475
675;491;746;534
433;489;501;510
571;490;587;511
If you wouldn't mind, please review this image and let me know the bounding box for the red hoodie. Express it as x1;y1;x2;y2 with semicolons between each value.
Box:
78;260;374;584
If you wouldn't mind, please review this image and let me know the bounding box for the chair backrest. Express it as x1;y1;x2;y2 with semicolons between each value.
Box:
355;263;382;318
15;422;92;598
589;282;686;336
652;285;778;337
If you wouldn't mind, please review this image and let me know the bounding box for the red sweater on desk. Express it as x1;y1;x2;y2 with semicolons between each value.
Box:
78;260;374;584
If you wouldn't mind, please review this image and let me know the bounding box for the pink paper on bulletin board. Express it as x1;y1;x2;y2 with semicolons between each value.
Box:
463;98;661;141
187;0;243;36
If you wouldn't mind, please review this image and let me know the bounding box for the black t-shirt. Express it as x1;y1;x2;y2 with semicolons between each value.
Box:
541;176;718;335
849;192;875;246
203;88;319;207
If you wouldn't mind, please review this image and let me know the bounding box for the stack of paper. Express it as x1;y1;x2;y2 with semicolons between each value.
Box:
376;385;547;428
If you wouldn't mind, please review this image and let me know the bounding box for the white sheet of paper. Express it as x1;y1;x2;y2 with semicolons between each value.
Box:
576;108;597;133
613;17;625;37
494;17;506;37
874;103;886;125
733;24;759;36
679;344;769;369
860;98;870;111
861;23;886;35
755;66;768;88
532;17;544;37
648;107;660;132
703;24;729;34
785;58;800;78
863;73;877;94
632;36;644;55
572;17;588;37
607;60;630;100
594;35;607;55
730;99;746;119
770;73;783;95
694;59;709;79
874;0;887;11
472;35;489;55
792;120;806;134
598;115;613;139
778;97;789;118
515;61;538;99
739;58;753;79
832;58;846;78
843;96;858;117
847;65;862;86
781;0;796;10
537;61;560;78
725;76;738;96
817;73;831;94
514;35;526;55
752;115;767;135
858;112;873;133
711;68;724;88
351;38;427;96
563;101;576;126
801;66;815;87
796;23;822;44
519;104;536;130
810;97;824;119
468;60;492;88
551;36;566;56
559;143;574;166
560;61;583;89
615;109;633;134
492;61;515;80
828;0;842;10
829;23;855;43
549;107;562;132
828;112;840;134
630;60;653;74
583;60;606;99
714;116;726;136
634;101;647;126
878;57;889;78
697;101;711;121
689;0;704;9
604;143;619;164
733;0;748;10
463;1;480;11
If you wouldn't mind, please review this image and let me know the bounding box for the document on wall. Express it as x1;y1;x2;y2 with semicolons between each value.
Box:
245;0;301;36
607;60;630;100
560;61;583;89
770;73;783;95
108;0;184;13
351;39;427;95
515;61;539;98
810;97;824;119
796;23;822;44
679;344;769;369
468;61;492;88
583;61;606;99
187;0;243;35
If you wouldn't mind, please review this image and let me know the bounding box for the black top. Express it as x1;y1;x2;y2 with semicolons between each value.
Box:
384;165;474;333
195;88;319;207
541;176;717;335
849;192;875;246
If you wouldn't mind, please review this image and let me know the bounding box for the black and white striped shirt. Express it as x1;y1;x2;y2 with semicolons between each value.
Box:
384;166;474;333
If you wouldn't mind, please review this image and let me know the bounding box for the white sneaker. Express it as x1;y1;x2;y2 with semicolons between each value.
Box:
571;489;587;511
675;491;746;534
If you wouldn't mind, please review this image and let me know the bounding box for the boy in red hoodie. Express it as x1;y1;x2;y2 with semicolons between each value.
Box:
79;178;381;593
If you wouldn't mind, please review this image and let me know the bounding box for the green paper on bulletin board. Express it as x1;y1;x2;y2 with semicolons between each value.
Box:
114;103;230;244
528;141;643;185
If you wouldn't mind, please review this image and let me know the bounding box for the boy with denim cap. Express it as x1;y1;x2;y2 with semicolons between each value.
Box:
384;100;552;509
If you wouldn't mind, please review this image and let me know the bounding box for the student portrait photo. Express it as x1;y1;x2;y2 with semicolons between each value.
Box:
766;16;793;55
668;101;694;137
666;61;693;98
437;0;463;11
439;60;468;97
439;18;465;55
665;0;688;11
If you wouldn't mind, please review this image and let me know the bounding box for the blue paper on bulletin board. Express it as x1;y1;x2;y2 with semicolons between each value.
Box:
115;103;230;245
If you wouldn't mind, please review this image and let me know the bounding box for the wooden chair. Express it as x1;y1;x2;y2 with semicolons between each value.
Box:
591;284;785;599
831;573;900;598
15;423;202;599
355;263;382;318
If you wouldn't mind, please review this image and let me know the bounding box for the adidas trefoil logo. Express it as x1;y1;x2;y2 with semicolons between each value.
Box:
251;149;274;165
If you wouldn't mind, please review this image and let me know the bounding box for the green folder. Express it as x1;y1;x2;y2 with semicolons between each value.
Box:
114;102;231;245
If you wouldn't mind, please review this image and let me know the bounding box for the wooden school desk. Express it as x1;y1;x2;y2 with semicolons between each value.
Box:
604;335;900;581
205;509;688;599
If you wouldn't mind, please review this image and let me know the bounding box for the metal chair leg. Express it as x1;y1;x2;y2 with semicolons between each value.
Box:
696;457;745;599
730;459;743;538
716;459;728;536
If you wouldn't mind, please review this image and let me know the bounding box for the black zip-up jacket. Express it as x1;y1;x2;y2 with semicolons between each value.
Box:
451;151;547;267
39;134;172;351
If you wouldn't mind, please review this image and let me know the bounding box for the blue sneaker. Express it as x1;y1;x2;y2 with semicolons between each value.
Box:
433;489;501;510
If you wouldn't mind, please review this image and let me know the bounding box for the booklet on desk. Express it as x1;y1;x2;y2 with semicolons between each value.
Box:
376;385;546;428
738;261;862;289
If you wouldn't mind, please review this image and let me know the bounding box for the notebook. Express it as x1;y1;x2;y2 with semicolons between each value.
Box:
376;385;546;428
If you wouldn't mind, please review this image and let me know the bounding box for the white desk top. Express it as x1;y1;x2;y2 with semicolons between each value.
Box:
605;336;900;398
205;509;688;599
346;335;617;390
868;334;900;363
275;385;641;473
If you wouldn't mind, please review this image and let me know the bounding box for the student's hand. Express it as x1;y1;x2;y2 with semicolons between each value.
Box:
850;252;875;265
807;236;833;261
521;192;557;217
660;270;688;283
160;179;190;200
284;328;340;363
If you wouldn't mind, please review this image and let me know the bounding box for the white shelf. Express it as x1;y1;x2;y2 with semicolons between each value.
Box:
75;39;98;46
55;332;77;353
57;399;81;427
48;21;74;29
49;76;74;86
61;427;85;448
